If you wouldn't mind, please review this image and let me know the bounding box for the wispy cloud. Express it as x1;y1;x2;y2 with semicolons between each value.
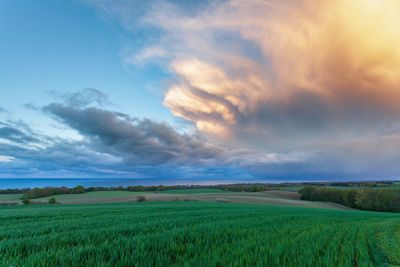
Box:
0;106;10;115
0;155;14;163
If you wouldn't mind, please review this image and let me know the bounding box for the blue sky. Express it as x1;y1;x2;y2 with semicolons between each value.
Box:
1;0;400;180
0;0;171;123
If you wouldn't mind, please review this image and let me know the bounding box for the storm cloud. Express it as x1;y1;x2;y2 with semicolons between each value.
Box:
127;0;400;146
73;0;400;180
2;89;400;179
43;103;225;166
0;87;310;178
2;0;400;180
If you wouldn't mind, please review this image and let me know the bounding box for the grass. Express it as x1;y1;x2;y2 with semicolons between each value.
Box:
0;194;22;202
278;186;302;192
157;188;228;194
33;191;146;204
0;201;399;266
30;190;346;209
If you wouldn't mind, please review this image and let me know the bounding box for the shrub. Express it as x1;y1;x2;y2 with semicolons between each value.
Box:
48;197;57;204
22;197;31;205
136;196;146;202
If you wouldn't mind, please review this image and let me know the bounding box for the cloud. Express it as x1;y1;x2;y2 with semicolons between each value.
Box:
0;106;8;113
79;0;400;180
0;121;41;144
1;87;312;178
22;103;40;111
129;46;167;64
3;88;400;180
0;155;14;163
128;0;400;146
43;102;225;166
49;88;110;108
4;0;400;180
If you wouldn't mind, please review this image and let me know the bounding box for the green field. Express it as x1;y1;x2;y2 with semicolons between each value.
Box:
0;194;22;201
29;190;347;209
157;188;228;194
0;202;399;266
32;191;146;204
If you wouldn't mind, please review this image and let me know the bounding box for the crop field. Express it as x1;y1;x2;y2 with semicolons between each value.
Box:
156;188;228;194
32;191;146;204
28;190;347;209
0;202;399;266
0;194;22;202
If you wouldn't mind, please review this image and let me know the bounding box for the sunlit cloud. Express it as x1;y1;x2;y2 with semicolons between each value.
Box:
136;0;400;143
76;0;400;179
3;0;400;179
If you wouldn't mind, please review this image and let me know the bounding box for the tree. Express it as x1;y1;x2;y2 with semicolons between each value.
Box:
343;190;358;208
48;197;57;204
22;197;31;205
71;185;85;194
299;186;316;200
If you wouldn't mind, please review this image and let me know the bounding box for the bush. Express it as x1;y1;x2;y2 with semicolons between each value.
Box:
136;196;146;202
48;197;57;204
22;197;31;205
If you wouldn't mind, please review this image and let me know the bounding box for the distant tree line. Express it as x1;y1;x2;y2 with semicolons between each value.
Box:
22;186;85;199
0;180;398;203
299;186;400;212
328;181;394;187
16;184;276;201
1;180;396;194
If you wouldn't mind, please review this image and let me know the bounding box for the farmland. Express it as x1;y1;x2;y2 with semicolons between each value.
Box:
0;201;399;266
25;190;348;209
0;194;22;201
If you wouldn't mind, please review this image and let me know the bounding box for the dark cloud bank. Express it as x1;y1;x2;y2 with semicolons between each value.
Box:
0;90;247;178
1;89;400;180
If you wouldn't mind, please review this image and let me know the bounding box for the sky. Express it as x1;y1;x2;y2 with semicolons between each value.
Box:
1;0;400;181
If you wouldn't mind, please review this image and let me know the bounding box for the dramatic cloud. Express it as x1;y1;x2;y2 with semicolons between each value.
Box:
2;87;400;179
1;86;312;178
80;0;400;179
3;1;400;180
128;0;400;145
43;103;225;166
